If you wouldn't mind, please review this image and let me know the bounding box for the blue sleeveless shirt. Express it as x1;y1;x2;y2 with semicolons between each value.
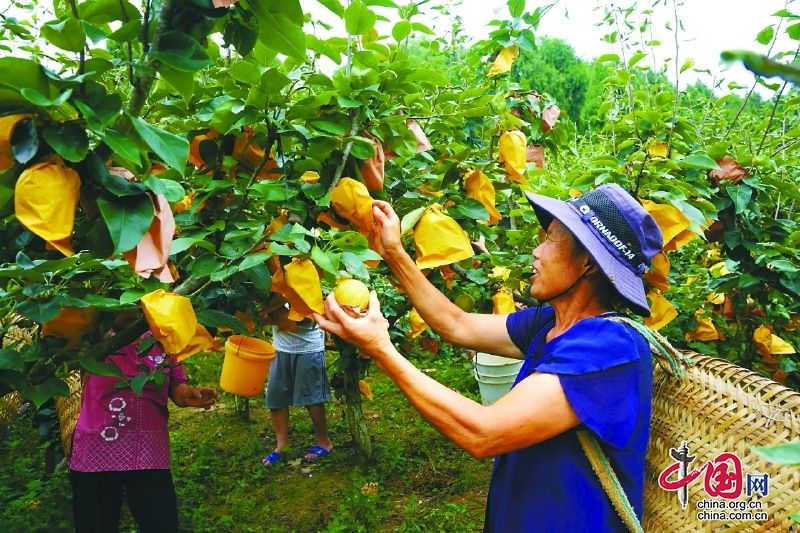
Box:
483;306;652;532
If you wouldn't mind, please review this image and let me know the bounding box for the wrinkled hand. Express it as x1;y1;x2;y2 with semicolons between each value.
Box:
369;200;403;258
313;291;393;360
183;387;219;410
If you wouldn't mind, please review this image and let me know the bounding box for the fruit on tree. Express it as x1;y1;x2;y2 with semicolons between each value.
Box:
454;294;476;312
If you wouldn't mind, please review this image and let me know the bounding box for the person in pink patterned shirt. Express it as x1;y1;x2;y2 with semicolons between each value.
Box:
69;328;218;533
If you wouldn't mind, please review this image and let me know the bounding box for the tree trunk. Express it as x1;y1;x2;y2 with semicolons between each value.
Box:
333;337;373;468
234;395;250;423
343;357;373;468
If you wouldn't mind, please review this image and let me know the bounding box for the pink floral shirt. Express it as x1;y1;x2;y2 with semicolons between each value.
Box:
69;333;187;472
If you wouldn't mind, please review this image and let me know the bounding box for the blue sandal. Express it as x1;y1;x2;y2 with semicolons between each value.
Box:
261;450;283;466
302;445;333;462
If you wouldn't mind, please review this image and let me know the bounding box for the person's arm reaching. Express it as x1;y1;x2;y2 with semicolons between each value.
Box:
313;292;580;458
370;200;521;358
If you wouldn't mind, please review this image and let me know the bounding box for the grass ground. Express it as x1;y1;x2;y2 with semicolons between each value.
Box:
0;347;492;532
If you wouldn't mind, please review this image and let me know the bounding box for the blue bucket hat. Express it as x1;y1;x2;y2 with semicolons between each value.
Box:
524;184;663;317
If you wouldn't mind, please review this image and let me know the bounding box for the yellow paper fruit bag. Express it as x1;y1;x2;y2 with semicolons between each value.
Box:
643;291;678;331
175;322;223;362
0;114;31;171
140;289;198;355
406;308;429;339
641;199;693;250
330;177;375;235
642;251;670;292
41;307;100;350
123;193;175;283
283;258;324;321
464;169;501;224
685;309;721;342
492;286;516;315
488;44;519;76
15;155;81;256
413;204;474;270
498;130;528;184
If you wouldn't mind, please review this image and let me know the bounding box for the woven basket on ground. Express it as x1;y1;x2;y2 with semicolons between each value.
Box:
643;351;800;532
54;370;83;457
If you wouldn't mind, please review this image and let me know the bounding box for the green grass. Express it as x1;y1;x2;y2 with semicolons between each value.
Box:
0;349;491;532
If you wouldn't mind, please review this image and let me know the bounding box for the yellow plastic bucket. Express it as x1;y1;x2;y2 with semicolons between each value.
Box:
220;336;276;397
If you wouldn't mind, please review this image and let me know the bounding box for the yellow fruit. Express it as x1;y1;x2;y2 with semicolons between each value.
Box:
454;294;475;312
334;278;370;314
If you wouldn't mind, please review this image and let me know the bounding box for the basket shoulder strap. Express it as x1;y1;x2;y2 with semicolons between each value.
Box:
577;430;645;533
604;315;691;378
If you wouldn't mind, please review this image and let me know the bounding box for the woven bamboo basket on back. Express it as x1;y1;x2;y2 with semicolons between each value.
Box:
53;370;83;456
0;315;34;438
0;314;83;455
644;351;800;532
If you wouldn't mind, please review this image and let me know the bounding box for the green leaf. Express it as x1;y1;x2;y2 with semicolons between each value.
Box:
74;93;121;132
245;263;272;294
228;60;262;86
311;245;338;276
341;251;369;279
158;64;195;102
16;297;63;323
26;377;71;408
344;0;376;35
0;58;49;95
81;20;108;44
148;32;212;72
400;205;427;236
107;19;142;43
261;68;292;95
120;290;144;305
239;253;272;271
102;129;142;164
410;22;435;35
248;1;307;60
97;193;155;254
678;154;720;170
404;69;450;86
10;117;38;164
130;117;189;176
721;50;800;85
596;53;620;63
20;87;72;107
508;0;525;18
757;26;775;45
392;20;412;42
79;0;141;24
0;349;24;372
679;58;695;73
752;442;800;464
456;199;490;220
159;179;186;202
628;52;646;68
41;18;86;52
730;183;753;214
80;359;126;380
131;373;151;394
80;150;147;197
196;309;249;335
42;122;89;162
315;0;344;17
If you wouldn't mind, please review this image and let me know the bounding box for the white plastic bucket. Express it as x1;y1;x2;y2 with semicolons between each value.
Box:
472;352;524;406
